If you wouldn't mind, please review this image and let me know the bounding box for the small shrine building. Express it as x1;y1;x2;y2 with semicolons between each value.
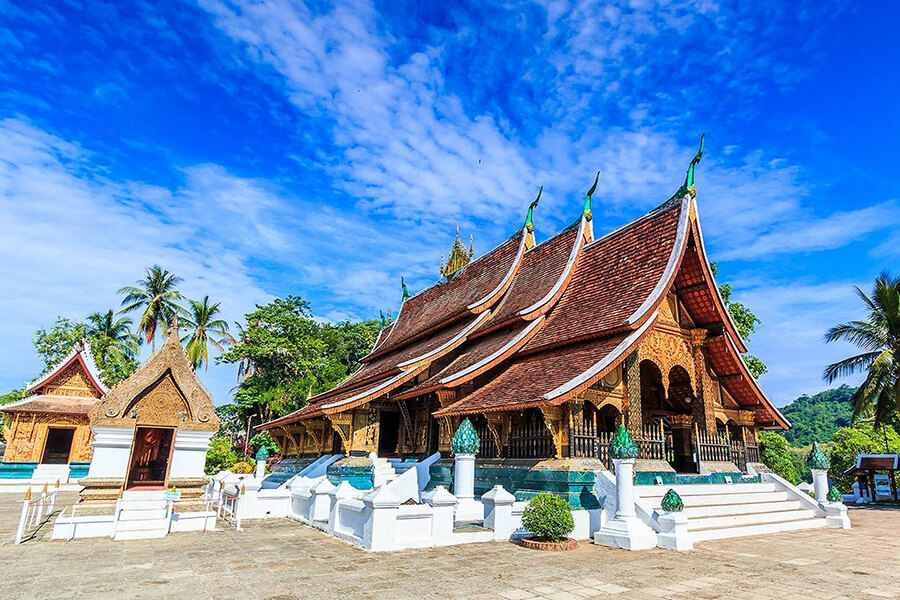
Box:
259;144;789;498
80;325;219;500
1;341;106;481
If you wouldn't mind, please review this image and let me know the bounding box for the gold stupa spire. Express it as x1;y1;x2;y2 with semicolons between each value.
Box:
440;224;474;278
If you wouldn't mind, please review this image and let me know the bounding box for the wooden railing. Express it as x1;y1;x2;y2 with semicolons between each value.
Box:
473;417;498;459
694;427;732;463
634;420;670;462
507;410;554;459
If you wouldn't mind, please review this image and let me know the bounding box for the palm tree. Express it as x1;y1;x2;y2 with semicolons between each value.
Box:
118;266;184;351
824;272;900;427
85;310;139;362
181;296;230;370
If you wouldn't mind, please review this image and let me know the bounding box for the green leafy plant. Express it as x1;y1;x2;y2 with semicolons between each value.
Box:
204;434;239;475
758;431;800;484
250;432;278;457
828;423;900;491
521;493;574;543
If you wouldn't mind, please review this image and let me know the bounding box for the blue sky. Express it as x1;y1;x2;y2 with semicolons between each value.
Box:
1;0;897;407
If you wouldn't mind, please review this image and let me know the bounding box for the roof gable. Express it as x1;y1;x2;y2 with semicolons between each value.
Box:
90;329;218;431
26;341;108;397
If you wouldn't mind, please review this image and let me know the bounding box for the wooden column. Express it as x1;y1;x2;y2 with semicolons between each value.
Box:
690;329;717;435
623;351;643;435
540;405;568;459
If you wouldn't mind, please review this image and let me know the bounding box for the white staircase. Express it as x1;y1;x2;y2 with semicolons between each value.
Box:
637;482;825;543
113;490;170;541
30;464;71;484
371;456;398;488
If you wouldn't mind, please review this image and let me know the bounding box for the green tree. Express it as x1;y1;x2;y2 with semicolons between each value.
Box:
711;263;767;377
217;296;386;423
119;265;184;351
824;272;900;428
180;296;230;370
758;431;799;484
828;423;900;492
33;315;139;387
249;432;278;457
85;310;141;385
780;385;855;447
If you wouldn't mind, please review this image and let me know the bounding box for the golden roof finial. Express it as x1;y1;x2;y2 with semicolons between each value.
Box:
440;224;474;278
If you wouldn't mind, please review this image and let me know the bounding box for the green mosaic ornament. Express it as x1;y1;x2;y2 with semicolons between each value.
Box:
806;442;830;470
661;488;684;513
255;445;270;462
827;487;843;503
609;424;639;460
451;418;480;455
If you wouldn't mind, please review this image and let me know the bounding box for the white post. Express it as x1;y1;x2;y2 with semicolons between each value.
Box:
451;418;483;522
812;469;829;503
362;486;401;551
14;497;30;545
424;486;458;546
594;457;657;550
482;485;517;541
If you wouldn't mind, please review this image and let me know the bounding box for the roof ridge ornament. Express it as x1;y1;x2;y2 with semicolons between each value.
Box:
440;224;475;278
401;277;410;301
662;133;705;207
524;186;542;249
584;171;599;221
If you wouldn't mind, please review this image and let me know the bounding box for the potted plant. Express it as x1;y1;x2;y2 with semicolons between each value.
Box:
519;492;577;550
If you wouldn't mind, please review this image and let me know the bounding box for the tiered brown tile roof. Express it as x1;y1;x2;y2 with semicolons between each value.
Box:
366;231;524;359
524;201;685;352
1;395;97;416
260;192;786;430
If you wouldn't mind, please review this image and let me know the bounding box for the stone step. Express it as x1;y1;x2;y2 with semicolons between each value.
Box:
122;490;167;500
645;491;790;507
689;508;817;530
118;508;168;520
119;499;168;510
677;500;803;518
114;517;170;533
691;517;825;542
637;483;777;497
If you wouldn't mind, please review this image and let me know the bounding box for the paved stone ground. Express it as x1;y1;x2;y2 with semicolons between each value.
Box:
0;492;898;600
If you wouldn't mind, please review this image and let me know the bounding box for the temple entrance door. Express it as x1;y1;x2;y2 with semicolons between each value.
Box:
126;427;175;489
41;428;75;464
377;411;401;456
669;427;695;473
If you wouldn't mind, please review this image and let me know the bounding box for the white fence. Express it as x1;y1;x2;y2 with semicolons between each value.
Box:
15;483;60;544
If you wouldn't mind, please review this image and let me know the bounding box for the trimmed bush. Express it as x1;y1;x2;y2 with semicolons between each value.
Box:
521;493;574;542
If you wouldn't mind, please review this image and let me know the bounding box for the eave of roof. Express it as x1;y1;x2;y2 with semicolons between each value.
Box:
1;394;98;415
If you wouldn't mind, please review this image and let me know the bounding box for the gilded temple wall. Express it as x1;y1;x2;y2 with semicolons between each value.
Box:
1;412;93;463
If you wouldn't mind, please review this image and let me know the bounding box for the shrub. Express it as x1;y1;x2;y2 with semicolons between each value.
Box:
204;434;239;475
231;460;255;475
521;493;574;542
758;431;799;484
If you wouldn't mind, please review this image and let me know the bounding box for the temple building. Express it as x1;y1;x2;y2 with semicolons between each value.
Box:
0;341;106;483
259;141;789;500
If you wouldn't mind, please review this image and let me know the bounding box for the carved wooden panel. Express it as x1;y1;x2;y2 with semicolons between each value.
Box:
42;362;99;398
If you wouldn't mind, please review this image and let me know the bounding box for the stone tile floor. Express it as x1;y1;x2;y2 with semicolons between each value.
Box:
0;492;898;600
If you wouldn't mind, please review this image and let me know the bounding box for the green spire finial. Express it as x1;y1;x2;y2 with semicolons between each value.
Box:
683;133;705;194
661;488;684;513
255;445;269;462
525;186;542;232
583;171;599;221
806;441;830;470
451;417;480;455
660;133;705;208
401;277;410;301
609;424;639;460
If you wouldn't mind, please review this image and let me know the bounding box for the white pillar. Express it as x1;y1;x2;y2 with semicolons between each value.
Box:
614;458;636;518
453;453;482;521
425;486;458;546
363;486;401;551
812;469;829;503
594;458;656;551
